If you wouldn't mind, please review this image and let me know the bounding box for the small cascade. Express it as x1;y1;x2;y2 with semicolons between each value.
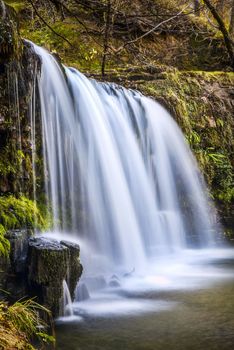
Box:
29;60;39;227
62;280;74;317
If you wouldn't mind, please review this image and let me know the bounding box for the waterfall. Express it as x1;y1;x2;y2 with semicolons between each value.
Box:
33;43;218;280
62;280;74;317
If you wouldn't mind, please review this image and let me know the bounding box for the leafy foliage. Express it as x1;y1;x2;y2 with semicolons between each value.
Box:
0;299;55;349
0;224;10;257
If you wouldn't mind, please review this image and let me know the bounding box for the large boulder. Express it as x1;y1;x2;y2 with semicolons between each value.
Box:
27;237;82;317
0;231;83;318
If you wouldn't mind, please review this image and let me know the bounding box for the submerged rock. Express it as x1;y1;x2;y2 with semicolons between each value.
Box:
109;279;121;288
75;282;90;301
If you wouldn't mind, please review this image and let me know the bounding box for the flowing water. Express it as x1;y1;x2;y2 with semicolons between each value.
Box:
31;43;234;348
56;274;234;350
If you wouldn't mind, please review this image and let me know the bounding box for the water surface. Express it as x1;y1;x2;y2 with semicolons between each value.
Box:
56;251;234;350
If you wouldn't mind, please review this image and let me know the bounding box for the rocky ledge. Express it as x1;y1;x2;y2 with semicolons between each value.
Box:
0;230;82;318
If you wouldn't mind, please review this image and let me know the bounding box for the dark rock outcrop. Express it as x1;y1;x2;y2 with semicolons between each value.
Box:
2;229;32;300
0;1;42;196
28;237;82;317
60;240;83;299
0;231;82;318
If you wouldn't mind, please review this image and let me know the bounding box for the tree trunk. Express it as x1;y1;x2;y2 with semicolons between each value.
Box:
230;0;234;38
194;0;200;16
203;0;234;69
101;0;111;77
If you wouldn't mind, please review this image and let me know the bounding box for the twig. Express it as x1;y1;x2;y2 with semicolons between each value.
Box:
112;4;190;54
55;0;104;48
26;0;72;46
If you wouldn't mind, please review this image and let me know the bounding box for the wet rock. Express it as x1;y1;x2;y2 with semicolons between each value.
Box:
108;274;121;287
76;282;90;301
109;279;121;288
6;229;32;273
123;268;135;278
0;4;42;196
111;274;120;281
28;237;82;317
0;229;32;301
84;275;107;291
61;240;83;299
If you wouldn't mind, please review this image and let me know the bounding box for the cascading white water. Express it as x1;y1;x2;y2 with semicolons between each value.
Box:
62;280;74;317
32;43;221;312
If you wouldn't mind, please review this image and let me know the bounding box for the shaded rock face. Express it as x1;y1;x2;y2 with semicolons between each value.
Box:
2;229;32;300
0;4;83;318
0;231;82;318
0;2;42;196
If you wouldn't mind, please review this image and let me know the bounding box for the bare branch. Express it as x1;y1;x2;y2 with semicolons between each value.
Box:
113;4;190;54
26;0;72;46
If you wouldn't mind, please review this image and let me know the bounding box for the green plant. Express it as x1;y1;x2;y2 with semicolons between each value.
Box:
204;147;227;165
186;130;201;148
0;299;55;349
3;1;26;13
0;224;10;257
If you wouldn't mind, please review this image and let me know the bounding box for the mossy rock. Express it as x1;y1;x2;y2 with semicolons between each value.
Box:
27;237;82;317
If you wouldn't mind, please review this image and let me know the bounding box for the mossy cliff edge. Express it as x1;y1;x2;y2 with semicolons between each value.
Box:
0;2;47;258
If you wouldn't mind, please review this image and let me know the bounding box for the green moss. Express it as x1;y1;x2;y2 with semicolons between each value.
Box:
20;19;102;72
0;195;53;257
0;147;24;176
0;223;10;257
4;1;26;13
0;195;49;231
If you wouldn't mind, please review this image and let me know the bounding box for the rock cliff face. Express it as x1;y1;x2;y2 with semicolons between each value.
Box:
0;2;41;195
0;3;83;317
